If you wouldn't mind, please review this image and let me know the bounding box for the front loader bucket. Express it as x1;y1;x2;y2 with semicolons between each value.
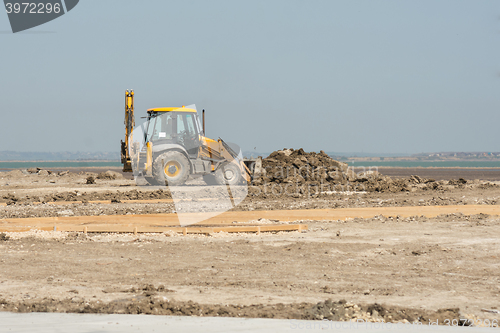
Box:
243;156;262;181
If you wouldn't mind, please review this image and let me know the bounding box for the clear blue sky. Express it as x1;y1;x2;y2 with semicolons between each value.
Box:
1;0;499;154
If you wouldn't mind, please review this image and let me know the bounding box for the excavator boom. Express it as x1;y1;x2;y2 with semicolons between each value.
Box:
121;90;134;172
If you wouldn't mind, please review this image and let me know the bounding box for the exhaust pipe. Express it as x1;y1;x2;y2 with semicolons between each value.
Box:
202;109;205;135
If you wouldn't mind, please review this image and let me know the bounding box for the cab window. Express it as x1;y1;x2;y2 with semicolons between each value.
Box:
176;113;197;137
185;114;197;136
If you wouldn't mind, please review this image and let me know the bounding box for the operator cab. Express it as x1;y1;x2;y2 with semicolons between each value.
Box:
145;107;203;157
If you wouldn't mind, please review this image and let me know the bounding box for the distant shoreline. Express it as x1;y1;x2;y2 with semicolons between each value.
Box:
2;161;500;170
0;161;122;172
0;160;119;163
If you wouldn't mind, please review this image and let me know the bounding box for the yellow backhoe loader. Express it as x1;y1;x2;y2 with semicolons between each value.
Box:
121;90;260;186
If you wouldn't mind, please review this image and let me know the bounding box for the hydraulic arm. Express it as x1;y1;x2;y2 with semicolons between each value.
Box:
121;90;135;172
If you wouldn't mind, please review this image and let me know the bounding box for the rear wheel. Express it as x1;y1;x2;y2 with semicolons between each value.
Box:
215;162;242;185
153;151;190;186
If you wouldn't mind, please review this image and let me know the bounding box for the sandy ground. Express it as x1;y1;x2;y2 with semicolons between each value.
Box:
0;168;499;326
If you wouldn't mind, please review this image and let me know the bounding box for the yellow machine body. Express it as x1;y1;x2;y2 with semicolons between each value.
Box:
122;93;252;184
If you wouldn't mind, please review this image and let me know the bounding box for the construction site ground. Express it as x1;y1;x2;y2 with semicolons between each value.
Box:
0;167;499;326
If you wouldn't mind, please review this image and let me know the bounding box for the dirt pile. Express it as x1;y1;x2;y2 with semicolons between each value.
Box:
3;170;26;178
251;148;365;194
306;300;461;324
15;168;71;176
3;193;19;205
1;169;125;183
48;189;172;202
362;173;436;193
251;149;485;194
1;169;100;186
97;170;124;180
250;148;401;193
252;149;348;186
0;189;172;204
0;297;462;325
27;168;51;175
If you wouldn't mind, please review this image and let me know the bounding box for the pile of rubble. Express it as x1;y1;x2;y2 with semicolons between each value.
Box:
251;149;469;193
0;296;462;324
252;149;349;185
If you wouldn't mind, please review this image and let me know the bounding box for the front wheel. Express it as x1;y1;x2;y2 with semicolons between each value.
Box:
153;151;190;186
215;162;243;185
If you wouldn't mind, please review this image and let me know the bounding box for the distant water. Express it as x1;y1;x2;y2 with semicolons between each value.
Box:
0;161;122;170
345;160;500;168
1;160;500;171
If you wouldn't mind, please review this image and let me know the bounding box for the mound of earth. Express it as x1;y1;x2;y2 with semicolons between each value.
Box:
97;170;124;180
251;149;475;193
252;148;349;185
3;170;27;178
0;189;173;204
0;297;462;325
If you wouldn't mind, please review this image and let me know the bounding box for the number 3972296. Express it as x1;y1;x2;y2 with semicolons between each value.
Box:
5;2;61;14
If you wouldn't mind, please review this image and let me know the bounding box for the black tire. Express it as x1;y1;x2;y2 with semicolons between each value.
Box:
215;162;242;186
203;174;218;185
153;151;190;186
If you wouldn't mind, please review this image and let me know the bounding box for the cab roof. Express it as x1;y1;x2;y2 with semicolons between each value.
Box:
147;107;197;113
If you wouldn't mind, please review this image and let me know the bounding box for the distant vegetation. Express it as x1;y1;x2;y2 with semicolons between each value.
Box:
412;152;500;159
